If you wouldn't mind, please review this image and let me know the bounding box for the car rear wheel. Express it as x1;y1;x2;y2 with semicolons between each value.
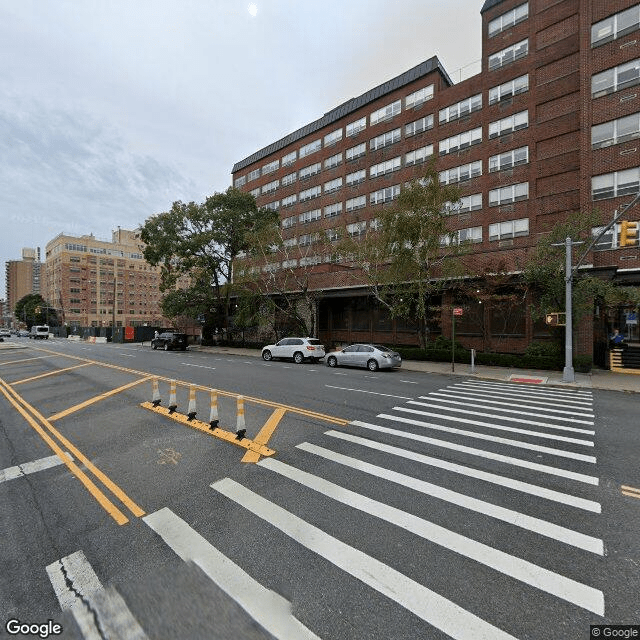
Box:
327;355;338;368
293;351;304;364
367;359;379;372
262;350;272;361
152;343;157;350
164;343;169;351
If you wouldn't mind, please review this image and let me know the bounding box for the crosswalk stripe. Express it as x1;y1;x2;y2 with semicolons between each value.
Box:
428;391;595;419
211;477;519;640
143;508;320;640
409;400;594;432
296;442;603;554
326;430;601;511
46;550;148;640
460;380;593;396
356;414;598;476
458;382;593;404
254;461;605;615
392;407;595;450
0;453;71;483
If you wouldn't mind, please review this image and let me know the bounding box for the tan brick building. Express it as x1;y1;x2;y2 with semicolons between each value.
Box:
5;248;45;324
231;0;640;360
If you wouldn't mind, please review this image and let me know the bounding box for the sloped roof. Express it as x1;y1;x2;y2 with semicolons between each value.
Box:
481;0;507;13
232;56;452;174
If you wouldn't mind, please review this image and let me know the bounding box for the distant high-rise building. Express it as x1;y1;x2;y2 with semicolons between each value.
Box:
5;248;45;321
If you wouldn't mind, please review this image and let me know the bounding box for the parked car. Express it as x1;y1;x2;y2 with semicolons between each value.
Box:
0;329;11;338
261;337;325;364
18;330;30;337
326;344;402;371
151;332;188;351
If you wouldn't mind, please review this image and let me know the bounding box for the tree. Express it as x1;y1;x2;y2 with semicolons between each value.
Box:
335;161;465;347
14;293;58;328
139;187;278;337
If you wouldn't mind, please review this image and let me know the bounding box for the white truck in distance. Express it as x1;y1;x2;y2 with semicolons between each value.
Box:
30;325;50;340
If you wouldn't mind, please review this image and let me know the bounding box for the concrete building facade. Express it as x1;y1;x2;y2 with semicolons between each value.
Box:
232;0;640;358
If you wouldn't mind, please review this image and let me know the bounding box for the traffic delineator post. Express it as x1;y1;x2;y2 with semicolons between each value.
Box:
209;390;219;429
168;380;177;414
236;395;246;439
186;385;197;421
151;378;161;407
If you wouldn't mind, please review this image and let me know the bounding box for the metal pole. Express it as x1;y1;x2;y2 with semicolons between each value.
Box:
451;309;455;373
563;237;575;383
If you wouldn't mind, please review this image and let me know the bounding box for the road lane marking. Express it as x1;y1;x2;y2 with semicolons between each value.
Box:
119;353;135;358
350;420;599;484
143;508;320;640
11;362;92;385
0;379;131;525
47;376;151;422
296;442;603;554
396;406;594;447
326;385;412;400
258;458;605;614
621;485;640;499
180;363;217;370
400;380;419;384
242;406;287;463
0;453;73;484
0;355;58;366
325;430;601;511
46;550;148;639
211;478;519;640
381;413;596;462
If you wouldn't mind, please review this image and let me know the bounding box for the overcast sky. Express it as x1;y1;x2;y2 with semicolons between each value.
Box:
0;0;482;299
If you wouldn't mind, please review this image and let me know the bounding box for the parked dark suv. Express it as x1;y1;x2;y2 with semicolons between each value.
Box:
151;332;188;351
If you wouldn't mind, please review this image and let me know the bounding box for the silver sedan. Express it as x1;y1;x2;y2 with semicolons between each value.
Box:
326;344;402;371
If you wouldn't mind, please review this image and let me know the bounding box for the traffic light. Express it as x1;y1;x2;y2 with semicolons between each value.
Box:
620;221;639;247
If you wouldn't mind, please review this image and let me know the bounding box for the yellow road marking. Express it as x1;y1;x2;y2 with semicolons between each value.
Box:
12;362;92;386
242;406;287;463
48;376;151;422
141;402;276;457
0;379;131;525
0;355;58;366
621;485;640;499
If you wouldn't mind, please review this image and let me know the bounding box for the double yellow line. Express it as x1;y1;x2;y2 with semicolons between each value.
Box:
0;377;144;525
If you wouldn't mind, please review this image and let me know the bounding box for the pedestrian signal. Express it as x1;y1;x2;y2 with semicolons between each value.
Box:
620;221;639;247
545;312;566;326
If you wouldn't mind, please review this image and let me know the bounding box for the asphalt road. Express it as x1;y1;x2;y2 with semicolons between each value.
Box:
0;338;638;640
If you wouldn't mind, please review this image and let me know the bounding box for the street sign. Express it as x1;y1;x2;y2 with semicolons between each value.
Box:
453;307;464;316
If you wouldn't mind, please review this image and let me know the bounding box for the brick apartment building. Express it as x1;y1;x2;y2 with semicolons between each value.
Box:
231;0;640;359
5;247;44;325
44;228;187;330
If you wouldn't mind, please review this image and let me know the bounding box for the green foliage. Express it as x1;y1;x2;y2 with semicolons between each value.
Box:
14;293;58;328
524;341;563;359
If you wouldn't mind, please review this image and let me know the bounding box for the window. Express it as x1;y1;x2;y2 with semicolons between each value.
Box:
405;145;433;166
261;179;279;194
262;159;279;174
439;127;482;155
346;169;366;186
300;138;322;158
282;172;297;186
405;114;434;137
444;193;482;214
250;187;260;198
282;215;296;229
592;5;640;47
592;113;640;149
489;182;529;206
439;161;482;185
301;255;322;266
347;221;367;237
324;177;343;194
299;208;321;224
370;157;401;178
324;128;343;146
282;194;297;207
592;59;640;98
324;152;342;169
346;142;366;161
489;110;528;138
324;202;342;218
592;168;640;200
489;146;529;172
440;226;483;246
299;186;321;202
370;100;401;126
264;200;280;211
346;116;366;137
299;162;321;180
439;94;482;124
282;150;297;166
488;39;528;70
326;228;340;243
346;195;366;211
248;168;260;182
281;259;298;269
370;128;401;151
489;218;529;240
234;175;246;187
370;185;400;205
488;2;528;38
592;225;620;250
405;85;434;109
488;74;529;105
298;232;320;246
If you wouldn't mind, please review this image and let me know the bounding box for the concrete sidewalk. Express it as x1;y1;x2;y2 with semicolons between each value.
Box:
188;344;640;394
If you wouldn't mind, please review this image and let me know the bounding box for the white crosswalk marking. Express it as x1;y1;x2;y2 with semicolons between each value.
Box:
458;381;593;404
210;477;520;640
0;453;72;484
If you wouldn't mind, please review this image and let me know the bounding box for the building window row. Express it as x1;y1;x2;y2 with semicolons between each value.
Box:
592;58;640;98
440;226;483;246
592;168;640;200
489;182;529;206
439;127;482;155
488;2;528;38
592;4;640;48
488;217;529;241
592;112;640;149
439;94;482;124
488;146;529;172
489;74;529;105
488;39;528;71
440;161;483;185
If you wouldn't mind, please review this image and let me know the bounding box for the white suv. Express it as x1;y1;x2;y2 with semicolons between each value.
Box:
261;337;325;364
